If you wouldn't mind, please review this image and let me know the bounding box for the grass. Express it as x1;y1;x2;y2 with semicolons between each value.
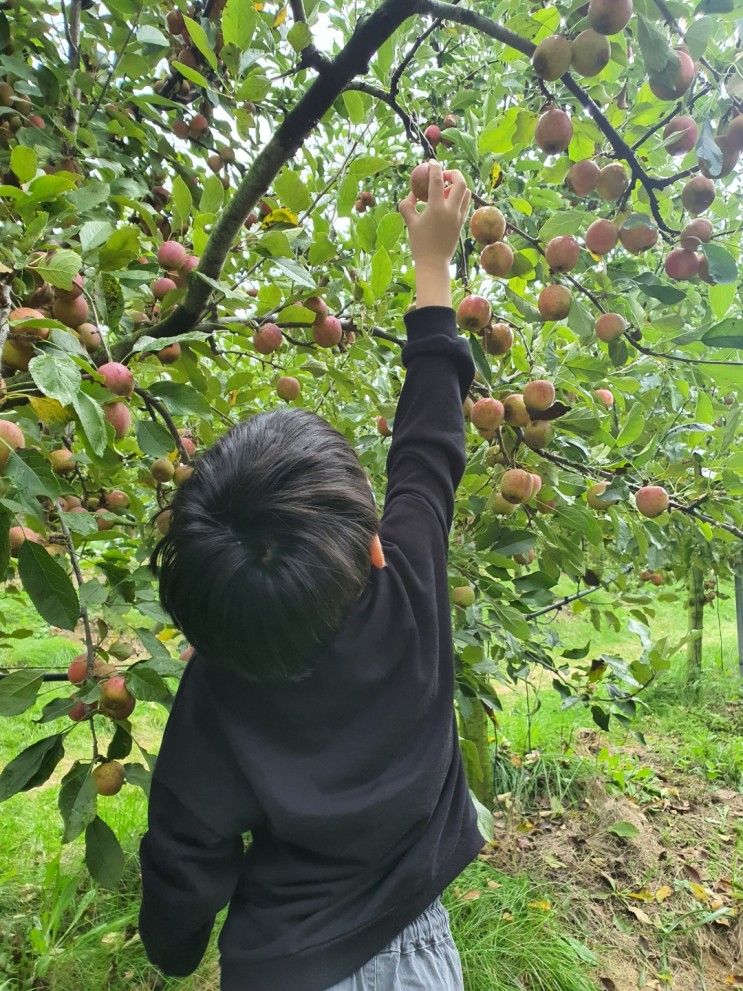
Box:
1;580;740;990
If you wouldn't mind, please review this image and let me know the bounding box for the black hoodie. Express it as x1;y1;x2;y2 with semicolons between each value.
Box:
138;305;485;991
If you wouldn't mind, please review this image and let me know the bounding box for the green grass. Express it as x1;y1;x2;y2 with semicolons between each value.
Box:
1;582;740;990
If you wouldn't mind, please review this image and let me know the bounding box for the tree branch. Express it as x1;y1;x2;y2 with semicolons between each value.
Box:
135;387;192;463
345;80;425;147
526;564;633;619
624;333;743;368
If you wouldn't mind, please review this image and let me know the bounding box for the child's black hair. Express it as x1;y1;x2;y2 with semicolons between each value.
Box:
151;408;379;682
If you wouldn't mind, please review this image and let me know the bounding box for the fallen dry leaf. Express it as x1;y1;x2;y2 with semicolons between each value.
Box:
655;884;673;902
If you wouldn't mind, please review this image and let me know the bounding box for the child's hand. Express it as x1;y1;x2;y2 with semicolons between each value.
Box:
398;162;471;272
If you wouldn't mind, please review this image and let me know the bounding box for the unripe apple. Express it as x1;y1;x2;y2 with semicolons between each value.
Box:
67;654;89;684
530;473;543;496
157;240;188;270
173;119;189;140
424;124;441;147
586;480;613;509
180;645;195;662
571;29;611;77
596;163;629;201
28;114;45;128
68;700;95;721
181;255;199;274
104;402;132;439
59;494;82;511
313;315;343;347
588;0;633;34
651;572;665;586
664;248;700;280
93;760;125;796
166;9;186;35
9;307;49;342
595;312;626;342
155;509;172;535
664;115;698;155
635;484;669;518
173;464;193;486
726;114;743;153
188;113;209;138
501;468;535;504
482;322;514;356
471;397;505;432
457;295;492;331
545;235;580;273
77;322;102;352
480;242;514;278
535;108;572;155
55;273;85;300
0;420;25;469
178;430;197;458
303;295;328;319
152;276;177;300
9;525;43;556
95;509;115;532
151;458;175;483
470;206;506;245
532;34;573;81
489;491;519;516
538;284;572;321
524;380;556;411
649;50;695;100
594;388;614;407
49;448;76;475
503;393;530;427
157;342;181;364
523;420;553;449
452;585;475;608
679;218;713;250
619;215;659;254
52;293;89;327
277;376;300;401
2;338;34;371
410;163;431;201
514;548;537;566
585;219;619;255
98;362;134;397
254;323;283;354
566;159;600;197
376;416;392;437
699;134;739;180
104;490;129;510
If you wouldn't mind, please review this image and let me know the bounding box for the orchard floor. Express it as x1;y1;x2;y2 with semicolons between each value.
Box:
0;586;741;991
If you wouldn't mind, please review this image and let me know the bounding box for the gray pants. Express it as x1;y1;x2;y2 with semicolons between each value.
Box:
323;897;465;990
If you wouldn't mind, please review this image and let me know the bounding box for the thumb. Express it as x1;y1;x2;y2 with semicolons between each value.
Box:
398;191;418;224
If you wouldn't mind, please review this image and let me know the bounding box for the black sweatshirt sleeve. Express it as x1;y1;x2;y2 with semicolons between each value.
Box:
380;306;475;551
138;658;261;977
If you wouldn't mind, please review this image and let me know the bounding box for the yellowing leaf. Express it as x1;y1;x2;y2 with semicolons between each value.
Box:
628;888;654;902
528;899;551;911
655;885;673;902
501;910;514;921
689;882;711;904
272;5;287;27
462;890;481;901
486;879;501;890
29;396;72;426
489;162;503;189
625;904;653;925
263;207;299;228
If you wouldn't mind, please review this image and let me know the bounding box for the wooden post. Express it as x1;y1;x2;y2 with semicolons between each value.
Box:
735;566;743;679
686;565;705;699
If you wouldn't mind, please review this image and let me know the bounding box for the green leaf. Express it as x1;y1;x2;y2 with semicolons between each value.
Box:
701;243;737;285
633;272;685;305
685;16;712;59
124;762;151;796
0;669;44;717
348;155;389;178
342;90;365;125
200;174;224;214
376;211;404;251
469;335;491;385
636;15;675;74
98;225;140;271
607;819;640;839
28;353;81;405
148;380;211;417
137;24;169;47
72;392;107;457
338;173;358;217
287;21;311;52
58;761;97;843
700;318;743;349
273;169;311;213
171;174;192;232
0;507;9;574
18;541;80;630
183;15;218;70
107;724;133;761
85;817;125;889
171;60;211;90
272;257;316;289
125;663;173;705
79;220;113;254
32;249;82;291
615;402;645;447
136;418;175;458
370;247;392;299
10;144;37;183
539;210;591;242
4;449;60;500
222;0;256;49
0;734;65;801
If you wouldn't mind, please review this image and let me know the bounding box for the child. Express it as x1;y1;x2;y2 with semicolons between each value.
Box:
139;160;485;990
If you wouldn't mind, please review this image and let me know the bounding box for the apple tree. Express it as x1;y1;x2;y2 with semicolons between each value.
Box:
0;0;742;875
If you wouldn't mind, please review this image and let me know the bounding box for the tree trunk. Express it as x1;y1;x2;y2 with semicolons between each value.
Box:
735;566;743;679
686;565;705;698
458;700;494;810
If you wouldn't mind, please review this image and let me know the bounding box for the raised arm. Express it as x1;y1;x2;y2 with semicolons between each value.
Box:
380;163;475;547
